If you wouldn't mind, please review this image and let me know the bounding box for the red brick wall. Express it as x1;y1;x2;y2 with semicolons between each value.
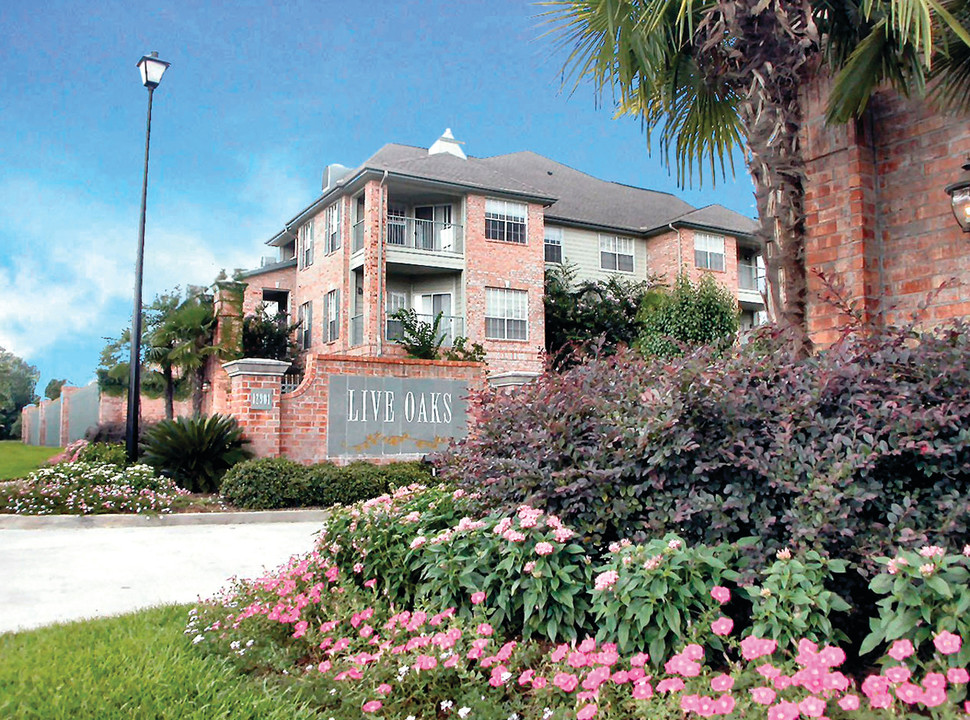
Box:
645;227;741;294
98;394;194;426
802;78;970;344
464;195;545;375
241;265;296;317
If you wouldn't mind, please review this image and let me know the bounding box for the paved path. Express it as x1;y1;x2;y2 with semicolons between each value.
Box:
0;511;327;634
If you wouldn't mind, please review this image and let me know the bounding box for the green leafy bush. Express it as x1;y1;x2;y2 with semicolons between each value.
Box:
0;462;189;515
438;323;970;589
636;272;739;357
241;308;300;362
307;461;387;507
861;544;970;667
589;534;739;659
219;457;310;509
745;548;851;649
78;442;127;466
389;308;445;359
141;414;251;493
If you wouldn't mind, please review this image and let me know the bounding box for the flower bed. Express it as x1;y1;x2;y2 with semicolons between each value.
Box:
0;461;191;515
193;485;970;718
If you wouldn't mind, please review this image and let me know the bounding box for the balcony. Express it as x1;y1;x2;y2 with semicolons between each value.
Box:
352;220;364;253
738;263;765;293
350;314;364;346
387;217;463;254
386;313;464;347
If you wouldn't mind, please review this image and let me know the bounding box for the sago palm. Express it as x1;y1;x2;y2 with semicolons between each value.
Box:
544;0;970;355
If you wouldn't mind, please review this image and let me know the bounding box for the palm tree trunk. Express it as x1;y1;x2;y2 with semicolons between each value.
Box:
192;365;205;417
163;365;174;420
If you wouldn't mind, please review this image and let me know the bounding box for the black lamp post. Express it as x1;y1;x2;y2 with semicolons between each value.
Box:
945;157;970;233
126;52;170;462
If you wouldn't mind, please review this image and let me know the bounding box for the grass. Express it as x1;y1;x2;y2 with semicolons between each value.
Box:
0;604;319;720
0;441;62;480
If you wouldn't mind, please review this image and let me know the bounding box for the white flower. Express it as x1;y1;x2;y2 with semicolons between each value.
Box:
542;710;553;720
192;635;204;644
458;708;471;719
441;700;454;711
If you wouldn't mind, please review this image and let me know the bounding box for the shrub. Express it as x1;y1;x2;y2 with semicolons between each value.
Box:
437;322;970;585
78;442;127;466
636;272;739;357
45;439;89;465
85;420;153;444
219;457;310;509
0;462;189;515
306;461;434;508
390;308;445;359
861;544;970;668
141;414;251;493
241;308;300;362
745;549;851;650
589;534;739;660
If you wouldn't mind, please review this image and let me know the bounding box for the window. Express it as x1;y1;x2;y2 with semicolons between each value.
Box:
695;233;725;271
485;288;528;340
298;301;312;348
325;203;341;255
323;289;340;342
299;221;314;269
544;226;563;264
485;199;527;244
600;235;634;272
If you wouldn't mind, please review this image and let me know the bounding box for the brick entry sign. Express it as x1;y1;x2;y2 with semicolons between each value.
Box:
327;375;469;458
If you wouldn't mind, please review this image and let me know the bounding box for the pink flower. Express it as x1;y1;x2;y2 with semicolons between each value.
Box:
934;630;962;655
578;637;597;653
656;678;685;694
885;665;910;683
535;542;555;556
470;591;486;605
798;696;826;717
550;644;569;662
523;561;536;573
895;682;924;704
888;639;915;660
631;679;653;699
710;674;734;692
362;700;382;712
594;571;619;591
489;665;511;687
838;694;860;711
413;654;438;671
710;586;731;604
767;701;799;720
518;669;535;686
740;635;777;660
711;617;734;636
576;703;597;720
363;579;377;589
919;545;945;558
553;672;579;692
477;623;493;637
923;672;946;689
683;644;704;660
947;667;969;684
630;652;649;667
923;687;947;707
553;526;575;542
756;664;781;680
376;683;392;695
532;676;547;689
750;687;776;705
568;651;589;668
717;694;736;715
409;536;427;549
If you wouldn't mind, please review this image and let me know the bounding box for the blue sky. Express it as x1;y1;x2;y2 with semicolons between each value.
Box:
0;0;755;393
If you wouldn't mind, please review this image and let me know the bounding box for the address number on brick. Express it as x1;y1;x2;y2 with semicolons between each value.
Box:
250;389;273;410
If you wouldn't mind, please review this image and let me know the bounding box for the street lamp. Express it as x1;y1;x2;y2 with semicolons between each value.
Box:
945;157;970;233
126;52;171;462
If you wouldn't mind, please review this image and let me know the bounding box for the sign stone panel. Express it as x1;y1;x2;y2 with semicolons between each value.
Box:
327;375;469;457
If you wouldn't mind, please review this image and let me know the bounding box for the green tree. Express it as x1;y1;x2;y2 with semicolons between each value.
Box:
546;0;970;355
0;348;39;439
44;379;68;401
242;305;300;363
636;273;739;357
544;263;656;364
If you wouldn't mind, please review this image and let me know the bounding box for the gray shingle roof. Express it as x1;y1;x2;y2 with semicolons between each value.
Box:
659;204;758;238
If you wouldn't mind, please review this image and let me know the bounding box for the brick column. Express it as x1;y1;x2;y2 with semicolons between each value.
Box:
59;386;77;444
361;179;386;353
222;358;291;459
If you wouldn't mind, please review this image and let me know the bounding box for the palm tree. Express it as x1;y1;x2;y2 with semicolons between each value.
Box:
166;290;220;417
545;0;970;355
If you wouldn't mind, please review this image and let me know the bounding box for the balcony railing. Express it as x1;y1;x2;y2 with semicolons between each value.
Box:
386;313;464;347
352;220;365;253
350;314;364;346
739;263;766;293
386;217;463;254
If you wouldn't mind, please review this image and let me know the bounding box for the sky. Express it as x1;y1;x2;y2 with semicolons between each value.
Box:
0;0;756;394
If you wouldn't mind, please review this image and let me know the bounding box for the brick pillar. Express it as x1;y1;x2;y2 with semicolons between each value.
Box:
361;179;386;353
37;400;48;446
222;358;291;458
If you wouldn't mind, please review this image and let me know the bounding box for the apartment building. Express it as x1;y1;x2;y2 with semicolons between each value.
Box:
240;130;763;378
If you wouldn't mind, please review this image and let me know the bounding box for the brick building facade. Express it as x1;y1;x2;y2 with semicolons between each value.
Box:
801;80;970;343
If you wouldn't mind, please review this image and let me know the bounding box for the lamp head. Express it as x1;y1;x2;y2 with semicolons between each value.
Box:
137;52;170;89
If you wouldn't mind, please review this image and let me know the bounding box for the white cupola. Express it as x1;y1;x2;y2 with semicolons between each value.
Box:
428;128;466;159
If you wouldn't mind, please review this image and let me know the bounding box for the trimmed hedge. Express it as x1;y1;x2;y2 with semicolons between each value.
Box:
219;458;433;510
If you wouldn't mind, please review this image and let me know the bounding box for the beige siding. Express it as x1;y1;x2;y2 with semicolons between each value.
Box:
552;225;649;284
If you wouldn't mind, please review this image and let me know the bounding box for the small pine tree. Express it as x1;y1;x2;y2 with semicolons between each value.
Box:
637;273;739;357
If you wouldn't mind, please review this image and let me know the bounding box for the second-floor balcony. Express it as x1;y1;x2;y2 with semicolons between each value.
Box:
739;262;766;294
387;216;463;255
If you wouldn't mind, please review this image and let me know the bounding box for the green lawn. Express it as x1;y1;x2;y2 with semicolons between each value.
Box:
0;605;319;720
0;441;62;480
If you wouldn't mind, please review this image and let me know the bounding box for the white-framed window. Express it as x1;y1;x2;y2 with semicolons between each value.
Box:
695;233;726;271
299;221;314;269
323;289;340;342
298;301;312;348
485;199;527;244
600;235;634;273
544;226;563;264
325;202;341;255
387;291;408;315
485;287;528;340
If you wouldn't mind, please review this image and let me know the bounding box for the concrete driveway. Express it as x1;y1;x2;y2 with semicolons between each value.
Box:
0;511;328;634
